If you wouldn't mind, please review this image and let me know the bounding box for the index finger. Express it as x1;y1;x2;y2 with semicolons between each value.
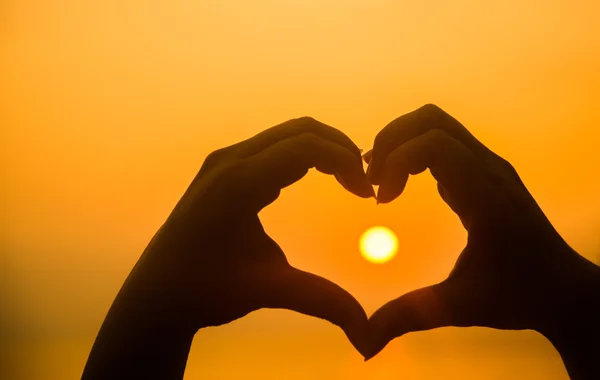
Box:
369;104;493;185
229;132;374;213
236;117;363;162
376;129;500;217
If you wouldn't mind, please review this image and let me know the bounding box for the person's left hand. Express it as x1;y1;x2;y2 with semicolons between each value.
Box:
127;117;375;354
360;105;599;371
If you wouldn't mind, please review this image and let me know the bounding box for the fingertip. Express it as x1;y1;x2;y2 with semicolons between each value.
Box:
366;163;381;186
376;186;392;204
362;338;388;362
363;346;384;362
375;181;402;204
354;173;376;199
336;162;375;199
366;309;400;358
367;282;459;350
334;175;374;199
365;186;376;199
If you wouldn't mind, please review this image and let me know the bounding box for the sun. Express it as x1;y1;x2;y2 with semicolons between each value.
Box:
359;226;398;264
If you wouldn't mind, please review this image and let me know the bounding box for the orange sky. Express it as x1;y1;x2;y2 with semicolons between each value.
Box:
2;1;600;379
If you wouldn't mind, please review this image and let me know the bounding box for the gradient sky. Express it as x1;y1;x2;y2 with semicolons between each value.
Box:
2;1;600;379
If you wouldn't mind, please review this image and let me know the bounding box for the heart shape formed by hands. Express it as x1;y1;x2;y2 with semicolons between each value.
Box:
162;103;580;359
84;104;598;380
158;104;580;355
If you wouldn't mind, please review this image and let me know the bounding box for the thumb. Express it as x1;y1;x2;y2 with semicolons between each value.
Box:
366;279;471;360
261;266;371;358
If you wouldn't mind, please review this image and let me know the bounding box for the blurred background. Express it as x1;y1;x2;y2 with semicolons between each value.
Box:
2;1;599;379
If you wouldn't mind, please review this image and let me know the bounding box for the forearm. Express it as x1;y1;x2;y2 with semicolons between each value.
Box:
82;254;197;380
82;312;195;380
538;252;600;380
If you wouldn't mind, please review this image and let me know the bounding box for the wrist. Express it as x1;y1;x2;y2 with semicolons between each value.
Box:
534;250;600;379
115;249;202;335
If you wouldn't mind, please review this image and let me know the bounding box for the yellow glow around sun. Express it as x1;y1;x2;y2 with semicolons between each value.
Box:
359;226;398;264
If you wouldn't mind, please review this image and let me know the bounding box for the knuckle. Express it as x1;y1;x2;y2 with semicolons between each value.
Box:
500;157;516;172
276;116;319;135
288;116;331;139
202;148;229;171
294;116;318;126
420;103;444;115
498;156;521;178
296;117;336;139
419;104;450;124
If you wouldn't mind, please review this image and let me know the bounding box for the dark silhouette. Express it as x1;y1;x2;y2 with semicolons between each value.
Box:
82;105;599;380
362;105;600;380
82;117;374;379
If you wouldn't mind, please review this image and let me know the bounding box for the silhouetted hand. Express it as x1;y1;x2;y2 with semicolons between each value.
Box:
159;116;375;335
83;117;374;379
363;104;599;379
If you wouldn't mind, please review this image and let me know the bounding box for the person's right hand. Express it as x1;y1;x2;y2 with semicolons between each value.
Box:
363;105;599;378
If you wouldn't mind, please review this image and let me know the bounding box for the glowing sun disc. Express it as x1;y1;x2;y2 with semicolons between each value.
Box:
359;226;398;264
